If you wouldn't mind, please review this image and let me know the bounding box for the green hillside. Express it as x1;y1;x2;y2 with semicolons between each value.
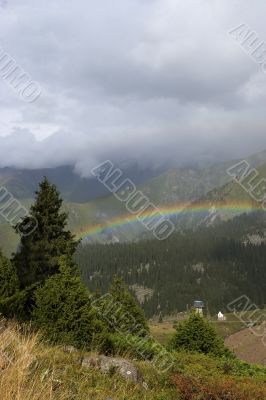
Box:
1;153;266;255
206;161;266;202
177;162;266;230
1;320;265;400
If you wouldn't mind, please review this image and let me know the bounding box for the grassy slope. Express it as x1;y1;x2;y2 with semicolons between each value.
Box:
1;320;265;400
149;321;176;346
225;325;266;365
0;321;177;400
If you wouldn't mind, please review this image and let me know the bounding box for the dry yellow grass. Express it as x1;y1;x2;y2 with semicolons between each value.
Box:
0;319;178;400
2;318;264;400
149;321;176;345
0;320;68;400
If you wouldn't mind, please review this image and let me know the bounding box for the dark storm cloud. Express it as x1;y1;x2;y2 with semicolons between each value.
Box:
0;0;266;174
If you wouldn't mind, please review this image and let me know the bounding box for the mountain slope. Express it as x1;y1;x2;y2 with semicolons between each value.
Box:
177;162;266;230
75;214;266;317
0;164;163;202
69;158;266;243
1;151;266;255
139;149;266;205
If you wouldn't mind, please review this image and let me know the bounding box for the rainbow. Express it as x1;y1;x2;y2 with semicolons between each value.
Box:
74;200;262;240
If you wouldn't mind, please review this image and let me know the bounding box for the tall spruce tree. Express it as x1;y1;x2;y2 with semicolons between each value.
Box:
12;177;78;289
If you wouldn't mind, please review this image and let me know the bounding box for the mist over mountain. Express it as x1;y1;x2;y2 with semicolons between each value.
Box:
1;1;266;175
1;149;266;201
0;163;165;202
1;149;266;256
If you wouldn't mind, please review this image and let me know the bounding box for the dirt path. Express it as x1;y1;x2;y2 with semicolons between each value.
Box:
225;323;266;365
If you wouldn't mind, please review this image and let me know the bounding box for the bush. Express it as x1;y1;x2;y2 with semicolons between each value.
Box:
171;312;231;357
0;251;30;319
108;277;149;336
32;258;105;349
173;373;266;400
102;332;162;360
0;252;19;299
0;284;38;320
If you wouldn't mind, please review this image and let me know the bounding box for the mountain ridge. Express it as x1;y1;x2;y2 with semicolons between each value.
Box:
1;150;266;254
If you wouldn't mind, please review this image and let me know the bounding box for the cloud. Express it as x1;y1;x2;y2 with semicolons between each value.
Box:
0;0;266;175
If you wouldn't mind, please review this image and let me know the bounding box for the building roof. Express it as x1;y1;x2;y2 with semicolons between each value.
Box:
194;300;204;307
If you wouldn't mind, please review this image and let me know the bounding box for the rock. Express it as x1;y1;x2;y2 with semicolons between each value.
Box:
81;355;100;369
81;355;143;384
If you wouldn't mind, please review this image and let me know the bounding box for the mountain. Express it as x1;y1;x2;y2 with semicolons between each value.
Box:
68;153;266;244
1;149;266;203
176;161;266;230
1;150;266;255
0;164;163;202
138;149;266;205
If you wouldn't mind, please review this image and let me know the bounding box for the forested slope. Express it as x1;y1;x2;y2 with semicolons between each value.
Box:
76;212;266;317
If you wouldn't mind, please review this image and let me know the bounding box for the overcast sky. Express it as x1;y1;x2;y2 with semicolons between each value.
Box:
0;0;266;176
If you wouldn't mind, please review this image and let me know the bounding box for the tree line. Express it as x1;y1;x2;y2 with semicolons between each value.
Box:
75;212;266;317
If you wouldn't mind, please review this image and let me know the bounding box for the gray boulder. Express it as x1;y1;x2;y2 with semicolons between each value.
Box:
81;355;143;384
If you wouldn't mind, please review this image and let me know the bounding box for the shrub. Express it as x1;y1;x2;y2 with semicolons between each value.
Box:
0;252;19;299
173;373;266;400
32;258;105;349
0;284;38;320
171;311;231;357
108;277;149;336
102;332;161;360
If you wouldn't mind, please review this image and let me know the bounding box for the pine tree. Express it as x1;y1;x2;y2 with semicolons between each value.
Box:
107;277;149;336
0;250;30;319
32;257;106;348
171;311;231;357
12;177;78;289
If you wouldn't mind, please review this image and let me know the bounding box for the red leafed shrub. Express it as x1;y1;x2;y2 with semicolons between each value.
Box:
173;373;266;400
